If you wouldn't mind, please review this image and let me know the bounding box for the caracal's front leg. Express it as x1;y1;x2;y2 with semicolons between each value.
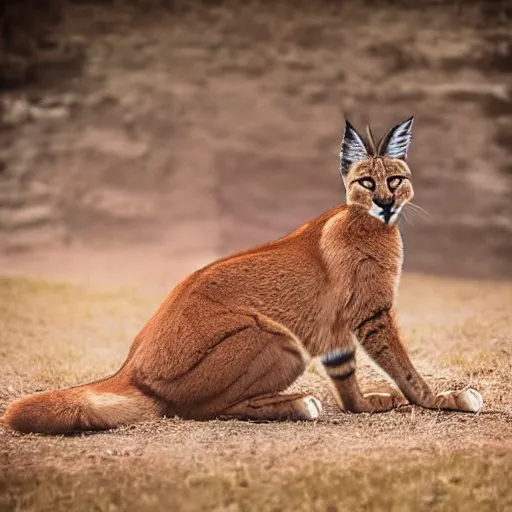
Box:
322;340;403;413
354;307;483;413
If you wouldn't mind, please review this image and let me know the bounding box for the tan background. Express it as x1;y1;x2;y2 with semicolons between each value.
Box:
0;0;511;280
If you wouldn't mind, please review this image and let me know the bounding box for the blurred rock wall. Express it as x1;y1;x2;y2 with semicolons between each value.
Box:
0;1;511;279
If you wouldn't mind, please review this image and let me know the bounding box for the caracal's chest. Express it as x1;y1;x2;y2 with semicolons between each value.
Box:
309;229;402;355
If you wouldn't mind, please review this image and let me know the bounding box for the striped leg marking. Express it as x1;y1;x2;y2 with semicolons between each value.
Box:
322;349;356;381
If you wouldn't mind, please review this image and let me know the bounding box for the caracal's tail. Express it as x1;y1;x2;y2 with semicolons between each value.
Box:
2;373;163;434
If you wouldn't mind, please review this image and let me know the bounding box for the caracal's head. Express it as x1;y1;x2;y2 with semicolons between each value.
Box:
340;117;415;226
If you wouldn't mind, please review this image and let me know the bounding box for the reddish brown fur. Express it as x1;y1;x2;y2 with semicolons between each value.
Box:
3;125;482;434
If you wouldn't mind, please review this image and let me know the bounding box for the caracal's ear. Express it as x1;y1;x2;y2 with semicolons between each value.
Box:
340;120;369;176
377;117;414;161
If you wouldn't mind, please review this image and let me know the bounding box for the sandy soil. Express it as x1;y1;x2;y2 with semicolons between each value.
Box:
1;249;511;511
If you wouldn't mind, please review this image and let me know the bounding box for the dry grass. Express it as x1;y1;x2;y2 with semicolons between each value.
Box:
0;275;155;394
2;449;512;512
1;272;512;511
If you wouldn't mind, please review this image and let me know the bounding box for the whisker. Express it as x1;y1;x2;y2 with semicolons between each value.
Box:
403;204;429;222
406;202;430;218
403;207;422;220
397;216;408;229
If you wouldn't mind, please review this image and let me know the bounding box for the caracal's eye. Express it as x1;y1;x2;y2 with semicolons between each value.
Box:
358;178;375;191
388;177;403;191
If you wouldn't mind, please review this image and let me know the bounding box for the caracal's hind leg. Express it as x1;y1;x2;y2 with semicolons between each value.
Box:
194;314;321;421
220;392;322;421
134;310;321;421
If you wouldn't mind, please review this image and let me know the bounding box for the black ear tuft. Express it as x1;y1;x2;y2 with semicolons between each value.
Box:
378;117;414;160
340;120;369;175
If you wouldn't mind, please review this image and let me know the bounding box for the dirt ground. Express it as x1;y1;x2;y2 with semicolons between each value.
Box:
1;1;512;511
1;252;512;511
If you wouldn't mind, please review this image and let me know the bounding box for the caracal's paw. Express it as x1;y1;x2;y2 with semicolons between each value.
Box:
299;396;323;420
362;392;404;413
436;388;483;413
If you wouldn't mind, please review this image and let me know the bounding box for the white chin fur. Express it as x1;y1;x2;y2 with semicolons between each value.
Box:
368;203;403;225
368;202;384;221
